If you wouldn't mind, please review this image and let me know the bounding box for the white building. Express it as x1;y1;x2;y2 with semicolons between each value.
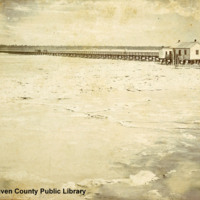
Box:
173;40;200;63
159;47;173;59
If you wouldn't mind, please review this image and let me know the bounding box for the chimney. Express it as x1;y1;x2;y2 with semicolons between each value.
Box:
194;39;197;42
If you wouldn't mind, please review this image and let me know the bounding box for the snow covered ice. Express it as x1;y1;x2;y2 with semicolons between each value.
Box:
0;54;200;200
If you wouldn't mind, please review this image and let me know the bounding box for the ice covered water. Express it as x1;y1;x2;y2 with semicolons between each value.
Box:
0;54;200;200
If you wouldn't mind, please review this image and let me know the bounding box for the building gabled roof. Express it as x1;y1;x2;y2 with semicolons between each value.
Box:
174;42;200;49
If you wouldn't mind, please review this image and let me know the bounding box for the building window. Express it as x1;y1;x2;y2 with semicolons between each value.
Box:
196;50;199;55
184;50;187;55
179;50;181;56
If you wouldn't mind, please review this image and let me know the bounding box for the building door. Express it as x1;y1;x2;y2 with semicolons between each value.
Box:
169;51;172;59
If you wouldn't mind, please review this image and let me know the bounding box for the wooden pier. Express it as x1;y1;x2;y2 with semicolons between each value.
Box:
2;49;170;64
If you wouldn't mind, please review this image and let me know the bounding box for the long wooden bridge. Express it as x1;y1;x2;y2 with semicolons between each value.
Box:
0;45;173;64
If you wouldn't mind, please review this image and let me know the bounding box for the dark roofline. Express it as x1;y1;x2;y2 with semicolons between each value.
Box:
0;45;164;50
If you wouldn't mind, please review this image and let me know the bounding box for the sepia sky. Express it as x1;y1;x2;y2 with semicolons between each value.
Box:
0;0;199;46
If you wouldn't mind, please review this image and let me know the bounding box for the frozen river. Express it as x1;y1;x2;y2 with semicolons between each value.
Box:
0;54;200;200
